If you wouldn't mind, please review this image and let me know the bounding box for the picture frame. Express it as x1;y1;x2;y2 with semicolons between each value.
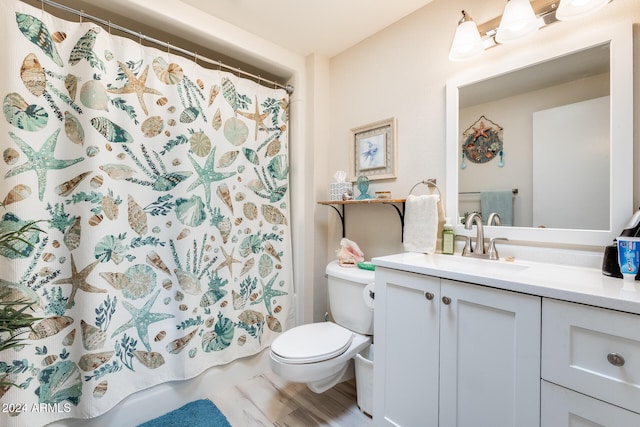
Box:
349;117;397;181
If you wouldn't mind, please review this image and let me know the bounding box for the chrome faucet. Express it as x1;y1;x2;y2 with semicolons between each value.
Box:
487;212;502;226
463;212;508;260
464;212;485;255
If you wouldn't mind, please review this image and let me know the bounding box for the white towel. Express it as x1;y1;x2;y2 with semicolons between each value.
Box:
403;194;439;254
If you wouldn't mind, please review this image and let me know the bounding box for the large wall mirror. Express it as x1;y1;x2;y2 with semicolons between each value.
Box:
445;23;633;247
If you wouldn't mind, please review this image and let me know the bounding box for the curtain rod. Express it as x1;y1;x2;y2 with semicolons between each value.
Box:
30;0;294;95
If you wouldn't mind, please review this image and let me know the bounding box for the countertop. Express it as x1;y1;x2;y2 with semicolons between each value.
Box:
372;252;640;315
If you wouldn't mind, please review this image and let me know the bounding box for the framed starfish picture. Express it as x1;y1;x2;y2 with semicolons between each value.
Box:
349;117;397;181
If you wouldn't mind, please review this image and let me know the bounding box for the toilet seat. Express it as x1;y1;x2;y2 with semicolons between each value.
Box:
271;322;354;364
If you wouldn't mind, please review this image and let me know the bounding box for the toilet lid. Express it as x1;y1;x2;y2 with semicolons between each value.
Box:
271;322;354;364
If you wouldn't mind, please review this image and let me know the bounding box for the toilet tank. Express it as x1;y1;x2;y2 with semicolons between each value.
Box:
326;261;375;335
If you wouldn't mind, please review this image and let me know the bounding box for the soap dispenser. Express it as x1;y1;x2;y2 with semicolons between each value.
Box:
442;217;455;255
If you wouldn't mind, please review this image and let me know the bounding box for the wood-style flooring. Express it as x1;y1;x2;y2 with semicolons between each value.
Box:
208;372;373;426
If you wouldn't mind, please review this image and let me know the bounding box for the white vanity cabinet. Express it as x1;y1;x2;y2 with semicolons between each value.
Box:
541;298;640;427
373;267;541;427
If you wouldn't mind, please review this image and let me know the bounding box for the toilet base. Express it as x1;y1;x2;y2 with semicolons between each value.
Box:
306;360;354;393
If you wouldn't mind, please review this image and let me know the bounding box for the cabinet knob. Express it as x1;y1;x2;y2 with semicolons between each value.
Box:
425;292;434;300
607;352;625;367
442;296;452;305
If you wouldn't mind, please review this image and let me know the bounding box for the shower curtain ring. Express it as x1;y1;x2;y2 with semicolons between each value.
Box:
194;51;198;65
108;20;111;36
79;10;83;24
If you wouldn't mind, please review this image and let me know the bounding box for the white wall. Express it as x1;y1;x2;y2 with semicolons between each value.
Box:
307;54;332;322
328;1;453;259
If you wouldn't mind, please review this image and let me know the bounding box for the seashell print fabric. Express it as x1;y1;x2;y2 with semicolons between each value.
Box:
0;1;293;426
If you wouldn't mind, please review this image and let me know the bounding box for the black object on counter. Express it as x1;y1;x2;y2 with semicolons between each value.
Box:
602;209;640;279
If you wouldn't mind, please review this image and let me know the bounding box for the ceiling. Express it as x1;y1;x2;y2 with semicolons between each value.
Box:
181;0;434;57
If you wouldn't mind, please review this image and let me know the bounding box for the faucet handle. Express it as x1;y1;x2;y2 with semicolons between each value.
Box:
456;235;471;255
488;237;508;260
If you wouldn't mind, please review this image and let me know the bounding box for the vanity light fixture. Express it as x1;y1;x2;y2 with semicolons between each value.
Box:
496;0;541;43
449;0;613;61
556;0;611;21
448;11;485;62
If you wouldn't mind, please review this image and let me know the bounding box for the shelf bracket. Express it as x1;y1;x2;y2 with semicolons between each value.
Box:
326;204;346;238
383;201;405;241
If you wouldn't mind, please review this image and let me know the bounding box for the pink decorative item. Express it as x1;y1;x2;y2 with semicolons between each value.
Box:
336;238;365;267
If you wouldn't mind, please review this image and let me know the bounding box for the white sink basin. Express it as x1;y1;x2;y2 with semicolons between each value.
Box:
429;254;530;274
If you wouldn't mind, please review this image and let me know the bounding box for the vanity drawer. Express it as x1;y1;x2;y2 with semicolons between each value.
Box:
542;298;640;414
542;380;640;427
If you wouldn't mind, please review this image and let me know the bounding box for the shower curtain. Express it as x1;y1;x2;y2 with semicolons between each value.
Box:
0;1;293;426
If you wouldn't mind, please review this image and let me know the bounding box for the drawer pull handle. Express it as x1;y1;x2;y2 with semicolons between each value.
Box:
442;296;452;305
607;353;625;367
425;292;434;301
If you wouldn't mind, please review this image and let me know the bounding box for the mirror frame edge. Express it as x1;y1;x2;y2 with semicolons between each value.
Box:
445;22;634;247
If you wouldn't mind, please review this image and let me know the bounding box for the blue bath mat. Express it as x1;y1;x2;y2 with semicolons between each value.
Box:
137;399;231;427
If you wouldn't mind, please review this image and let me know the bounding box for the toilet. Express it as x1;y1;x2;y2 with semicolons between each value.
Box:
270;260;375;393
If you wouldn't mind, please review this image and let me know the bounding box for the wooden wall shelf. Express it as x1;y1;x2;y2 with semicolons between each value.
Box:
318;199;406;239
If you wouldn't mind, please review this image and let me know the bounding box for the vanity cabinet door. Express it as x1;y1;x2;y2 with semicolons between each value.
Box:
542;380;640;427
373;268;440;427
439;279;541;427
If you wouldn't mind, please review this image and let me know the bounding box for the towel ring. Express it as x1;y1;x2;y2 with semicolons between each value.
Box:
409;179;441;198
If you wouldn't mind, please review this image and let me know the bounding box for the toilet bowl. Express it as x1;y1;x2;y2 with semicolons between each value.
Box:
269;261;375;393
270;322;372;393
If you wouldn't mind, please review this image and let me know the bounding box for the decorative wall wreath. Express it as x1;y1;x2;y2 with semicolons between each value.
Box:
461;115;504;168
